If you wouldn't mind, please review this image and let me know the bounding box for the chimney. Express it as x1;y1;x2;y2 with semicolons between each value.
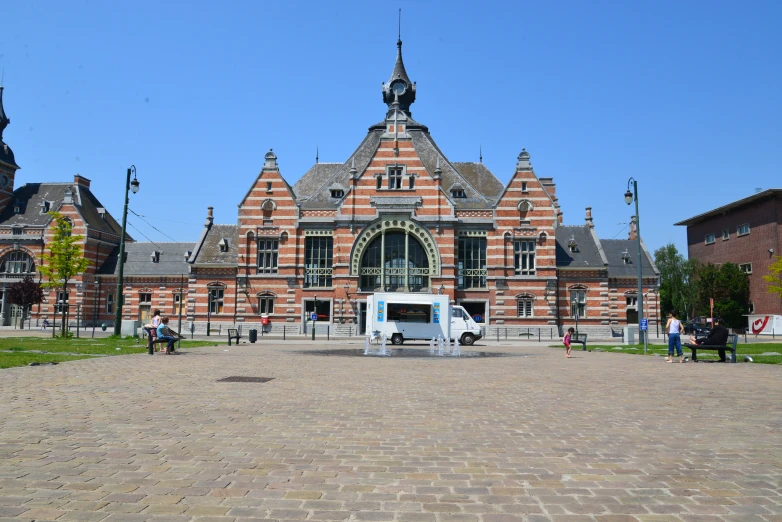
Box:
557;210;563;226
539;177;556;198
629;216;637;240
585;207;594;228
205;206;214;227
74;174;91;189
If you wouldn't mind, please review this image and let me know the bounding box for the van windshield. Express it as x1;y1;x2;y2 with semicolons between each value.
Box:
456;308;472;321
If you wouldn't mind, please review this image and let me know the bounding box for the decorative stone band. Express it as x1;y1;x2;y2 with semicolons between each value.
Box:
304;230;334;236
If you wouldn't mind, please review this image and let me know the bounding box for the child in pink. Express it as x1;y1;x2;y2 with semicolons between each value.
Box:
563;327;575;358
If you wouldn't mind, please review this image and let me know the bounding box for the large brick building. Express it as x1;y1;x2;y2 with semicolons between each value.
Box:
676;189;782;315
0;40;659;336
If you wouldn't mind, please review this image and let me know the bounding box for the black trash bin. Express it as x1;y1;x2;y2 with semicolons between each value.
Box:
249;329;258;343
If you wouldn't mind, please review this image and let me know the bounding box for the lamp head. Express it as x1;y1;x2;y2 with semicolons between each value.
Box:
624;190;633;205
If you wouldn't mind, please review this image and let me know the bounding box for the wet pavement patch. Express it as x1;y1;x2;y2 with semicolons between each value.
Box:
217;376;275;383
294;348;530;358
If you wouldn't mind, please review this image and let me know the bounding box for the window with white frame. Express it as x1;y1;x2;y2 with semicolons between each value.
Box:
457;237;487;289
304;236;333;288
739;263;752;274
705;233;715;245
514;240;536;275
0;251;35;273
173;293;183;313
139;293;152;304
626;295;637;307
55;291;68;313
388;167;404;190
721;229;729;240
209;287;224;314
106;293;114;314
257;238;279;274
258;294;274;314
570;289;586;317
330;189;344;199
737;223;750;236
517;298;534;317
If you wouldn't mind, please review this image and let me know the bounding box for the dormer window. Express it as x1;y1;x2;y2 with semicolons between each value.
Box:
184;250;192;261
567;236;579;252
219;238;229;252
97;207;106;220
450;183;466;199
40;201;50;214
13;200;21;213
151;251;160;263
330;189;344;199
621;249;631;264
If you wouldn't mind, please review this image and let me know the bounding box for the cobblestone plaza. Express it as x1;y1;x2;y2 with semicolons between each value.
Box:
1;342;780;522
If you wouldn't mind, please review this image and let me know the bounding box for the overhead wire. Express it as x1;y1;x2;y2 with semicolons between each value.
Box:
128;208;179;242
126;221;165;251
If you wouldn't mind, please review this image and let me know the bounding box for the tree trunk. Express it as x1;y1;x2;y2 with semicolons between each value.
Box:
60;283;68;338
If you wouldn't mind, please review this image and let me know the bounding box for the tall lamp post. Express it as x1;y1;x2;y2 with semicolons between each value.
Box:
624;177;647;354
312;294;318;341
113;166;140;336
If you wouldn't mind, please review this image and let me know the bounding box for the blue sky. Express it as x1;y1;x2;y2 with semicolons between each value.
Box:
2;1;780;257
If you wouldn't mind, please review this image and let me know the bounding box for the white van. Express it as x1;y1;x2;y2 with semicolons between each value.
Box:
366;292;483;345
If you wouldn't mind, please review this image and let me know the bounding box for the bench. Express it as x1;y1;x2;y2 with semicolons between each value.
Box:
145;328;175;354
227;328;243;346
684;333;738;363
571;332;588;351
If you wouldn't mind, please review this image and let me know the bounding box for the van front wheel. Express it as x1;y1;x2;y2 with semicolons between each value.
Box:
461;333;475;346
391;334;404;345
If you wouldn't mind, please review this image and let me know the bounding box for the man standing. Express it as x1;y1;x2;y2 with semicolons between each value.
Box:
689;318;730;362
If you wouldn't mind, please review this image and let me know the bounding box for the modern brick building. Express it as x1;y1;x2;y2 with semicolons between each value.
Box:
0;40;659;336
676;189;782;315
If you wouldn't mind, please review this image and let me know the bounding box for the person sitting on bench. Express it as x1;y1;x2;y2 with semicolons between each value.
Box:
688;318;730;362
156;316;183;354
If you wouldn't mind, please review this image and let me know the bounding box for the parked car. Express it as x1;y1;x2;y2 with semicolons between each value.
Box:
682;316;721;338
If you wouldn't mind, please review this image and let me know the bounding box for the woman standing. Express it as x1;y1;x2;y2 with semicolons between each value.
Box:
666;312;684;363
145;309;162;351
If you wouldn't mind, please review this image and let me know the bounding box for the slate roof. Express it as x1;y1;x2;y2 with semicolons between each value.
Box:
98;242;194;276
292;163;343;200
601;239;658;278
0;182;126;237
555;226;606;268
189;224;239;265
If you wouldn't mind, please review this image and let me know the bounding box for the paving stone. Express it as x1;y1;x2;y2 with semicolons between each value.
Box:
0;341;780;522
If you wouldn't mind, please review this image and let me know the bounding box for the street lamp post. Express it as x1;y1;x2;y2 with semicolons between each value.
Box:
624;178;647;355
207;289;212;336
312;295;318;341
113;166;139;336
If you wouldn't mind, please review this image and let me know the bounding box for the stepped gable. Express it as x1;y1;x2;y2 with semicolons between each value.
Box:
0;182;124;236
294;131;383;209
98;242;194;276
601;239;658;278
555;225;607;268
189;224;239;264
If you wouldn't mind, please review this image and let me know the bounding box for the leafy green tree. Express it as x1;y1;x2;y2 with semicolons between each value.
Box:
693;262;750;329
37;213;91;337
763;256;782;299
7;275;45;330
654;243;698;319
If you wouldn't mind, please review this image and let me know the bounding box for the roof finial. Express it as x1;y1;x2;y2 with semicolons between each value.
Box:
398;8;401;44
316;146;319;164
479;145;483;163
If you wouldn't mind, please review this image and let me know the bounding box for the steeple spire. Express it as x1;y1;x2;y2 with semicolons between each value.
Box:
381;14;416;115
0;86;10;142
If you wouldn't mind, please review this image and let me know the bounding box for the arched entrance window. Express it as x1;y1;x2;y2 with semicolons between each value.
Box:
0;251;36;275
360;232;429;292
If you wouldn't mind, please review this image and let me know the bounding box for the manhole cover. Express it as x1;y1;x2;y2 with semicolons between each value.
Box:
217;376;274;383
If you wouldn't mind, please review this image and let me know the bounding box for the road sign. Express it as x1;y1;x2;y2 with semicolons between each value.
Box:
640;318;648;331
575;313;579;321
310;313;317;321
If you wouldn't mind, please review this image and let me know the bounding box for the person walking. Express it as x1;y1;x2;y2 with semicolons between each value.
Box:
563;327;574;358
666;312;684;363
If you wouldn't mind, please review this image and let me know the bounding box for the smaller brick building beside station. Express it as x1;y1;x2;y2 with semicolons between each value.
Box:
676;189;782;315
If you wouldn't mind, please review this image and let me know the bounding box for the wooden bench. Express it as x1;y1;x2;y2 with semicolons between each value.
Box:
684;334;738;363
227;328;243;346
145;328;174;354
571;332;588;351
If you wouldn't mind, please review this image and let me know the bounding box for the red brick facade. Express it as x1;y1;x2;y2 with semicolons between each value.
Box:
677;190;782;315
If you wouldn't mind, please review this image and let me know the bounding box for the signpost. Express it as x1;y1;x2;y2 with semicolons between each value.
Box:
310;312;317;322
640;317;649;354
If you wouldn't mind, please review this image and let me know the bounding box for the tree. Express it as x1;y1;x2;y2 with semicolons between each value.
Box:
763;256;782;299
693;262;750;329
7;275;45;330
37;213;91;337
654;243;698;319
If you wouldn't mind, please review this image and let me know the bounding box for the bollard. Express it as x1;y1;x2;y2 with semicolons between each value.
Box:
327;325;330;341
538;328;541;342
550;328;553;339
283;326;286;341
496;328;499;342
505;328;507;340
